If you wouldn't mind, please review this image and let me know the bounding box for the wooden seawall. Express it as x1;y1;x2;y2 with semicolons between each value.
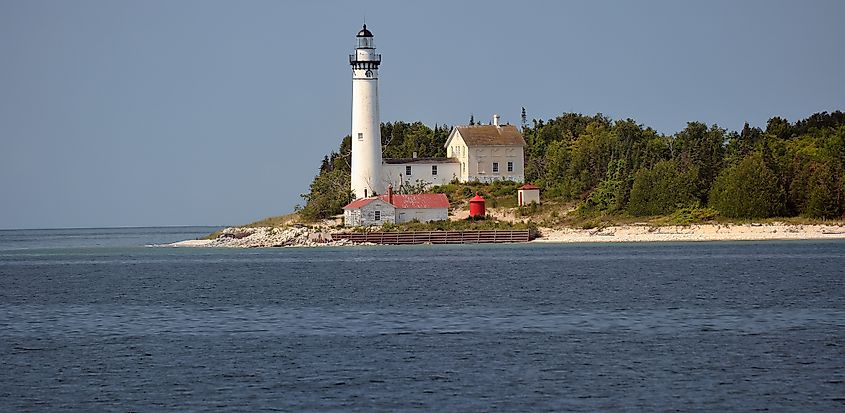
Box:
334;230;532;245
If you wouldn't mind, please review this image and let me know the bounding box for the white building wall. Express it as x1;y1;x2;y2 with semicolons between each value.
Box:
518;189;540;205
344;199;395;227
382;162;460;190
343;209;362;227
395;207;448;223
350;45;382;198
467;146;525;183
445;133;470;182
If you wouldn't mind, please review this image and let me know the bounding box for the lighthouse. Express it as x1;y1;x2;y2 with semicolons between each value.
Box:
349;24;383;199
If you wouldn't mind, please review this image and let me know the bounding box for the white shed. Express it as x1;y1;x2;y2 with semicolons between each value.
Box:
389;193;450;223
342;198;396;227
518;183;540;206
342;192;450;226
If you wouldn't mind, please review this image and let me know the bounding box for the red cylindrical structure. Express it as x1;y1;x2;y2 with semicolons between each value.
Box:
469;193;486;218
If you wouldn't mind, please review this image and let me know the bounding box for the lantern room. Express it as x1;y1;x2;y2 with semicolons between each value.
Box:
356;24;374;48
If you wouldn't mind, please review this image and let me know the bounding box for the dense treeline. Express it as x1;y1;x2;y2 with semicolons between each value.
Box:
299;112;845;221
522;111;844;219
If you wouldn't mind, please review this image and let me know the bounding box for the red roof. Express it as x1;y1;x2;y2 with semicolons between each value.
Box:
518;183;540;190
342;197;379;210
343;193;450;210
379;193;449;209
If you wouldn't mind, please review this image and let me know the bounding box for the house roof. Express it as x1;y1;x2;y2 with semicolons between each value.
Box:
380;193;450;209
453;124;526;147
518;183;540;190
383;157;459;164
343;197;388;210
343;193;450;210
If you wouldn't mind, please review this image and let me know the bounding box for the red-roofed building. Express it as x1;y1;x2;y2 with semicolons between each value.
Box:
342;191;449;227
517;183;540;206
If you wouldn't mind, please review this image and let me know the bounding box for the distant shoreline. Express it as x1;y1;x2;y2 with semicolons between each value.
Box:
169;222;845;247
533;223;845;243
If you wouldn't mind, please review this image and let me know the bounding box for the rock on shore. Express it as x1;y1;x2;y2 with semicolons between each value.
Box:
170;226;357;248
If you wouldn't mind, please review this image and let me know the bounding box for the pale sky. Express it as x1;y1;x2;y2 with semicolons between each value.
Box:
1;0;843;229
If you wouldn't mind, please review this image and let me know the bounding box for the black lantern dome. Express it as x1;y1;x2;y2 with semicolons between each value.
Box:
356;24;373;38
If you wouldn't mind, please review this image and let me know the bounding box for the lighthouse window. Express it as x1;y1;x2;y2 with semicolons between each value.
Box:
357;133;363;141
405;166;412;176
492;162;499;173
432;165;438;176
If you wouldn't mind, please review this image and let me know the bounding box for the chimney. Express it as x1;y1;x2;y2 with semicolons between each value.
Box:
493;114;500;127
412;151;418;159
388;185;394;205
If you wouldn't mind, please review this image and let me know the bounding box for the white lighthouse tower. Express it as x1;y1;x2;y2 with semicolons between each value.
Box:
349;24;383;199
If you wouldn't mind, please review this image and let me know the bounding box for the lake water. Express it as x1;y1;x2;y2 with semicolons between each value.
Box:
1;228;843;411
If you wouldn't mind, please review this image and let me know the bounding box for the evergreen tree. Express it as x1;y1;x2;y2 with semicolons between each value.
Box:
709;153;785;218
628;160;699;216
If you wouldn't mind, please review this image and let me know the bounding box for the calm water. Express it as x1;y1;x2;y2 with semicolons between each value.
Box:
0;228;843;412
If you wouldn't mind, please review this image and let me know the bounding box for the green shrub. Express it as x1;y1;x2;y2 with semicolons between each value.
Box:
627;160;699;216
709;153;785;218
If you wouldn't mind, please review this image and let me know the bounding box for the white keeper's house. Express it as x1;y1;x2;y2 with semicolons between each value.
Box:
383;115;527;190
442;115;526;184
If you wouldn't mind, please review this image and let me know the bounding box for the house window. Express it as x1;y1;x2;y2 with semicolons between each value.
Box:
492;162;499;173
432;165;438;175
507;161;513;172
405;165;412;176
357;133;363;141
374;210;381;221
477;162;483;174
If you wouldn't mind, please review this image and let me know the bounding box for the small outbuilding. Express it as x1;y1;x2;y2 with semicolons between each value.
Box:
469;193;486;218
342;192;450;227
517;183;540;206
343;197;396;227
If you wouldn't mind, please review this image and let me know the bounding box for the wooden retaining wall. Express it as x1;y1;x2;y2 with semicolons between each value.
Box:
335;230;532;245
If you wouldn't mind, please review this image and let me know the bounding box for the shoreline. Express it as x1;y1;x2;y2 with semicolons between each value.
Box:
169;223;845;247
533;223;845;243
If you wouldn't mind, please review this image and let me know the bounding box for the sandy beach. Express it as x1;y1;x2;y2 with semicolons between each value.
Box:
169;222;845;247
534;223;845;243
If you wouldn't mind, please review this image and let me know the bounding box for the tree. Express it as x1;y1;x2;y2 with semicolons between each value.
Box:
299;169;353;220
803;162;841;218
673;122;726;202
521;107;527;130
709;153;785;218
628;160;699;216
580;159;629;214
